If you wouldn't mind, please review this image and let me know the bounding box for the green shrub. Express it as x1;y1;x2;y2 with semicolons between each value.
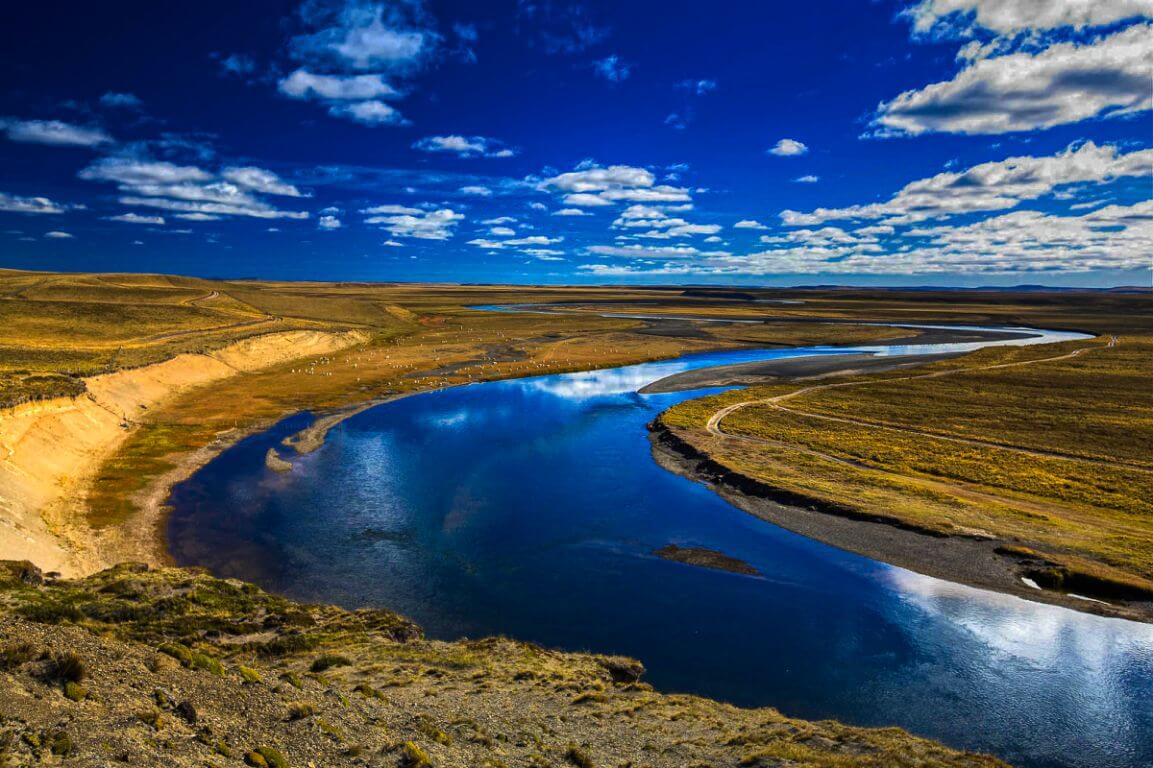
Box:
0;641;38;670
309;654;351;673
52;652;87;683
238;665;262;684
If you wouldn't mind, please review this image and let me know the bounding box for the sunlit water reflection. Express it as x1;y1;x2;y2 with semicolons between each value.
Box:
168;325;1152;768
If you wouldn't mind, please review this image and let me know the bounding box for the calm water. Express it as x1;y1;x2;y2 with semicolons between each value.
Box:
169;326;1153;768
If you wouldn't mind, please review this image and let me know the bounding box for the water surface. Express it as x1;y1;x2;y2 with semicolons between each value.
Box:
169;326;1153;768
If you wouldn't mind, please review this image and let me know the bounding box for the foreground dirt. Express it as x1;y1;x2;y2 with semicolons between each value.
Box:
0;561;1005;768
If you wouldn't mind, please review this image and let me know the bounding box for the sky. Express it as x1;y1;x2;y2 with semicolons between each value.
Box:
0;0;1150;286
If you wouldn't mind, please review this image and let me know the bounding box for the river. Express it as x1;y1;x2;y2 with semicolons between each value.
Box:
167;322;1153;768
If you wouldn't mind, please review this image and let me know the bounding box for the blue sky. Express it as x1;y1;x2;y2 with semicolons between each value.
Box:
1;0;1150;286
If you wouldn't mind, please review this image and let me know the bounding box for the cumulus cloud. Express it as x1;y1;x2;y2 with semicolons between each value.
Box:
413;135;517;158
278;69;399;100
745;201;1153;275
221;167;306;197
79;157;310;220
610;204;720;239
539;163;693;207
327;99;405;125
44;231;74;239
107;213;166;225
279;0;439;126
768;138;808;156
593;55;631;82
586;243;729;259
780;141;1153;226
459;185;493;196
794;175;820;183
318;214;343;229
552;208;590;216
733;219;768;230
0;192;79;215
903;0;1150;37
468;234;563;251
1;119;113;147
874;23;1152;135
290;0;437;73
363;204;464;239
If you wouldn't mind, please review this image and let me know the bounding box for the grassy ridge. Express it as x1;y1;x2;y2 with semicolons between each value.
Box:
660;318;1153;603
0;560;1006;767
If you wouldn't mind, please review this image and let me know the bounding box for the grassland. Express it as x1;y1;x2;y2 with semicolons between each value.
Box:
4;270;1150;615
0;560;1004;767
658;296;1153;617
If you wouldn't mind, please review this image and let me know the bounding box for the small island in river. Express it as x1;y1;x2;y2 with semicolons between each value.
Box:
654;544;761;575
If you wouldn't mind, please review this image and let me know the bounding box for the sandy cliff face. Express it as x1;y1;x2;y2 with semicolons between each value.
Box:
0;330;368;575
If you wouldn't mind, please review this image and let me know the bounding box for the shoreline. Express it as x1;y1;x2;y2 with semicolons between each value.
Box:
115;319;1142;627
648;423;1152;623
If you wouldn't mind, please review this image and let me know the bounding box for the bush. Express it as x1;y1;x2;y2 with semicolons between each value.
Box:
0;641;38;671
309;654;351;673
399;741;432;768
238;665;262;684
52;652;87;683
286;702;316;721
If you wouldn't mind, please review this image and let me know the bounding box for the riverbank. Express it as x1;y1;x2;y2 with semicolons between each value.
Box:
0;329;369;576
650;328;1153;623
649;423;1152;622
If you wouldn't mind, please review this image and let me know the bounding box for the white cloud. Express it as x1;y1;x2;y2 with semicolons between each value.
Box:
278;69;399;100
221;167;305;197
44;231;74;239
80;157;310;220
290;0;437;73
481;216;517;225
538;163;696;211
544;164;655;193
610;204;720;238
282;1;437;126
459;185;493;197
318;214;343;229
363;205;464;239
363;203;422;215
593;55;631;82
904;0;1150;37
1;119;112;147
780;141;1153;226
552;208;591;216
107;213;165;225
328;99;405;125
587;244;728;259
747;201;1153;275
733;219;768;230
174;213;221;222
489;226;516;236
794;175;820;183
768;138;808;157
873;24;1153;135
468;234;562;250
382;239;404;246
0;192;78;215
413;135;516;158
